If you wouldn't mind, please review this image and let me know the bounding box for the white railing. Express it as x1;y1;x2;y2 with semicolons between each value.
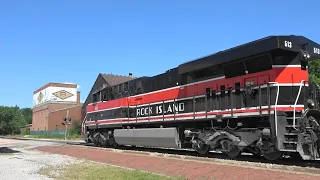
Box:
268;82;279;136
293;80;306;131
81;115;87;136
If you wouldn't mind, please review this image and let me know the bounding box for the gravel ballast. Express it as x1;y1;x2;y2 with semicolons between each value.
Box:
0;139;79;180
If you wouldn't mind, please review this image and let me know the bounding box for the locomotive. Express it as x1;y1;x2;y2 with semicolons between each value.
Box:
82;35;320;161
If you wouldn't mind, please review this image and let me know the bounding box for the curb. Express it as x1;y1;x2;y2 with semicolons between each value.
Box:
0;136;85;145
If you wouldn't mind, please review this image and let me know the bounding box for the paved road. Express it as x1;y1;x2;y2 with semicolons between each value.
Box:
0;138;79;180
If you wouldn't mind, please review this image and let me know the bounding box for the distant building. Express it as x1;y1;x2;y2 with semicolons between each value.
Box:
31;82;83;132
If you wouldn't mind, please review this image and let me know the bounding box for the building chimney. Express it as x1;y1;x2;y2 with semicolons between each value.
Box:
77;91;80;105
129;73;133;78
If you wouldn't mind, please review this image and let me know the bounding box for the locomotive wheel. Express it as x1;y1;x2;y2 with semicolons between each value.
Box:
93;139;100;147
92;132;101;147
259;141;283;161
195;144;210;155
191;140;210;155
224;145;241;158
261;145;283;161
262;150;283;161
100;132;110;147
220;139;241;158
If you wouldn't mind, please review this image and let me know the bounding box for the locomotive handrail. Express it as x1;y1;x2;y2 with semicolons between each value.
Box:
81;114;87;136
268;82;279;136
293;80;307;131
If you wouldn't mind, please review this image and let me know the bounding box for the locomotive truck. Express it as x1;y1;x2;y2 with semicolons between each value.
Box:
82;35;320;161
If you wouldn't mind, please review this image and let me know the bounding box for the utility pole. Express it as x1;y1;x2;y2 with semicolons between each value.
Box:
65;110;69;140
62;110;71;140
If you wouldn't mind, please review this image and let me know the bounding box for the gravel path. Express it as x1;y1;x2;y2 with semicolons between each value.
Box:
0;138;78;180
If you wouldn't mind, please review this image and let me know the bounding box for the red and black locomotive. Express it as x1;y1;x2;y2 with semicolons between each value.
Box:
82;35;320;161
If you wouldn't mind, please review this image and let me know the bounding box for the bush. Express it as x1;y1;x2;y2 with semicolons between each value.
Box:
70;120;81;135
24;127;30;135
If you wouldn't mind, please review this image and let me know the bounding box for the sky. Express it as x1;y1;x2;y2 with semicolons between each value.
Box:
0;0;319;108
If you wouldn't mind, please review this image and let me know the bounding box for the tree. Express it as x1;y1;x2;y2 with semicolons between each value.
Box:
70;120;81;135
308;59;320;84
20;108;33;124
0;106;31;135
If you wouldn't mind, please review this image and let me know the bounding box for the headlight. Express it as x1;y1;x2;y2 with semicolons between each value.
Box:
307;99;315;109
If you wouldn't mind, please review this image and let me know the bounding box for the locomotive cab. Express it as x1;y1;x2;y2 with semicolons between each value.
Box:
270;37;320;160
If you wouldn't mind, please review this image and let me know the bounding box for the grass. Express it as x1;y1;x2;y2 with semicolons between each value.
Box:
39;161;186;180
7;133;83;140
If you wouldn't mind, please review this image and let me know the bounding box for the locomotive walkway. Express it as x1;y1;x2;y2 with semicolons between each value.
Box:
36;145;320;180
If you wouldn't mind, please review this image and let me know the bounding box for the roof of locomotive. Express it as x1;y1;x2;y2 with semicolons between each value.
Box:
178;35;320;75
101;73;135;86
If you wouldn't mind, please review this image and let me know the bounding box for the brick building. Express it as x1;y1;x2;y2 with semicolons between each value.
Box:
31;82;83;132
48;105;82;131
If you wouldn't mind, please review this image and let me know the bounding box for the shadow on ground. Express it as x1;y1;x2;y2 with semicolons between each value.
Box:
0;147;20;154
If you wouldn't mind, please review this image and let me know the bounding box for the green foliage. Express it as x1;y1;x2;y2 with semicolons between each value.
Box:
20;108;33;124
39;161;185;180
70;120;81;135
26;120;82;140
24;127;30;135
0;106;32;135
308;59;320;84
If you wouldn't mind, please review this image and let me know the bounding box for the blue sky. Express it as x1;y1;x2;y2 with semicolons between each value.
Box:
0;0;319;108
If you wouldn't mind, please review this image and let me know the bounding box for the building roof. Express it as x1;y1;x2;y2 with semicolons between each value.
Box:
20;124;32;128
33;82;78;94
101;73;135;86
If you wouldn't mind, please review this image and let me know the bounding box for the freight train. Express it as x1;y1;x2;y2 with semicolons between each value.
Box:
82;35;320;161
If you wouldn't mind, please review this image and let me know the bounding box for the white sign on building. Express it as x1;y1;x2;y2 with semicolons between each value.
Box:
33;85;78;107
